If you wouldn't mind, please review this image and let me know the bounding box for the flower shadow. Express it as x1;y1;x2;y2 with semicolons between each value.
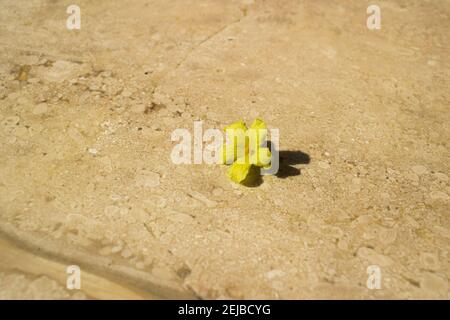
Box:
240;142;311;187
276;150;311;178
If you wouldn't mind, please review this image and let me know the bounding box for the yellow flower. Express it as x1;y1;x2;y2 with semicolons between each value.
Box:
220;119;271;184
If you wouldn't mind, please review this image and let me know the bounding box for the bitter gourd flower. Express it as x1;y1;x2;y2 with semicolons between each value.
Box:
220;119;271;184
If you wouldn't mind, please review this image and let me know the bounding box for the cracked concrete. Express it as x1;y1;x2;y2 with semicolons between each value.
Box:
0;0;449;299
173;7;247;72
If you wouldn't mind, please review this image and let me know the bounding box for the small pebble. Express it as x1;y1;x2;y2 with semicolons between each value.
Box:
2;116;20;128
111;244;123;253
104;205;120;216
405;172;419;182
411;165;427;175
27;78;40;84
420;252;440;271
121;247;133;258
136;171;160;188
121;89;133;97
17;97;29;105
88;148;98;155
349;178;361;193
357;247;393;266
130;104;146;113
265;269;286;280
318;161;330;169
429;191;448;201
33;103;48;115
434;172;448;182
212;187;224;196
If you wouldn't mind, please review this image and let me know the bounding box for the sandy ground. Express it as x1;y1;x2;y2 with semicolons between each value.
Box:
0;0;449;299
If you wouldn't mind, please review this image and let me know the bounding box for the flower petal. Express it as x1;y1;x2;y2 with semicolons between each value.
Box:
224;120;247;134
249;118;267;147
227;162;252;183
222;120;248;163
220;142;247;164
249;118;267;131
250;147;271;167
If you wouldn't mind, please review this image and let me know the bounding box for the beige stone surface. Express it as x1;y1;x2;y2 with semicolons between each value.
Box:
0;237;155;299
0;0;449;299
0;271;85;300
